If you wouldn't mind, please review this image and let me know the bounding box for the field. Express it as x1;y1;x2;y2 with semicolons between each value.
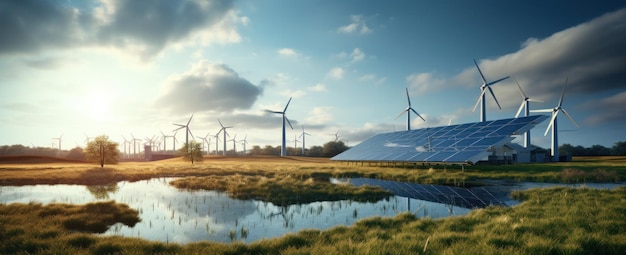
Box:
1;156;626;254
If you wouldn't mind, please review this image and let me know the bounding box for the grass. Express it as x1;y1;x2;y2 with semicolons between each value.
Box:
1;187;624;254
1;156;626;254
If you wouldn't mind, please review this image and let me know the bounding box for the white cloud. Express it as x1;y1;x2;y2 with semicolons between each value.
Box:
240;16;250;26
327;67;344;80
406;72;448;93
337;15;372;35
351;48;365;63
277;48;298;57
280;89;306;98
156;60;263;114
306;107;334;125
308;83;326;92
359;74;387;85
584;91;626;126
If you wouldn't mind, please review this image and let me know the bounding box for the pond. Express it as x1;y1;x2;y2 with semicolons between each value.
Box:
1;178;624;244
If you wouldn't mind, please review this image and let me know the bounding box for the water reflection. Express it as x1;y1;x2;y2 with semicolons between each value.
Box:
87;183;119;199
11;178;618;243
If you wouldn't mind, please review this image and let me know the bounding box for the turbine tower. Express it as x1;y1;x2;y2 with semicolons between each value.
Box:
121;135;130;158
212;134;220;155
130;133;142;158
531;78;579;161
217;119;233;156
230;134;238;155
173;113;195;153
514;80;542;148
292;134;301;155
471;59;510;122
200;132;211;155
266;97;293;157
52;134;63;151
396;88;425;130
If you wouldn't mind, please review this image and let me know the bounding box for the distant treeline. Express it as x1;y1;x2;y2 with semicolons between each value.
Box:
559;141;626;156
0;141;350;159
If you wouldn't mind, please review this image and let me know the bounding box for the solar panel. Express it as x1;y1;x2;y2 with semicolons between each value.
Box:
332;115;548;163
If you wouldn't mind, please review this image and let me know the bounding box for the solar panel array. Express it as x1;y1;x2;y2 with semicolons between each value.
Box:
344;178;506;208
332;115;547;163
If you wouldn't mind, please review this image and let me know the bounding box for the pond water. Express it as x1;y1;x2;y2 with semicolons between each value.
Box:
1;178;623;244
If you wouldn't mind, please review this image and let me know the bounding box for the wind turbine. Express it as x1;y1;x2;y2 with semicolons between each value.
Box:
84;133;93;145
395;88;425;130
265;97;293;157
514;80;543;148
52;134;63;151
173;113;195;153
471;59;510;122
212;134;220;155
299;126;311;155
240;134;248;155
216;119;233;156
531;78;579;161
292;135;301;156
229;134;238;155
200;132;211;155
122;135;130;158
130;133;142;158
331;130;341;142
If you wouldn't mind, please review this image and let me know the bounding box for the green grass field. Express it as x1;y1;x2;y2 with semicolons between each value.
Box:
1;156;625;254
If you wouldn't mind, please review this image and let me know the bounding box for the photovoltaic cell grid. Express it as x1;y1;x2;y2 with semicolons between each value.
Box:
332;115;548;163
344;178;506;208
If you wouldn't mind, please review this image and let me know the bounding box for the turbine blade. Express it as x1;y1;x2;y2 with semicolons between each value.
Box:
486;76;510;86
545;112;558;136
558;77;568;107
515;102;525;118
405;88;412;107
411;108;425;121
487;85;502;109
285;116;294;129
530;109;553;113
472;88;487;112
473;59;487;83
187;113;194;126
395;109;408;120
218;119;224;128
284;97;292;112
515;79;528;99
560;109;579;128
188;128;195;139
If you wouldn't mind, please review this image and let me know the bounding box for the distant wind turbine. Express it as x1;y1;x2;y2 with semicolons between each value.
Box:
52;134;63;151
265;97;294;157
514;80;543;148
173;113;195;153
395;88;425;130
331;130;340;142
299;126;311;155
84;133;93;144
122;135;130;158
216;119;233;156
130;133;142;158
531;78;579;161
240;134;248;155
212;134;220;155
471;59;510;122
292;135;301;155
200;132;211;155
229;134;238;155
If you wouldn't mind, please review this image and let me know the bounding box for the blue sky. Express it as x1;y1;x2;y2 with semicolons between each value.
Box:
1;0;625;153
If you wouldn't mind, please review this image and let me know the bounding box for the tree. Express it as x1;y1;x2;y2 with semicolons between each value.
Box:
323;141;349;157
85;135;120;167
66;147;86;161
178;141;203;164
613;141;626;156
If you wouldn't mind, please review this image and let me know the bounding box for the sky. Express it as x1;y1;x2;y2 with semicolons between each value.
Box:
1;0;625;153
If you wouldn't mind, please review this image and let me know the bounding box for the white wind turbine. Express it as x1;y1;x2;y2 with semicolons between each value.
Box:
299;125;311;155
240;134;248;155
200;132;211;155
292;134;301;155
121;135;130;158
216;119;233;156
52;134;63;151
395;88;425;130
514;80;543;148
265;97;293;157
84;133;93;145
173;113;195;153
531;78;579;161
130;133;142;158
472;59;510;122
331;130;341;142
212;134;220;155
229;134;238;155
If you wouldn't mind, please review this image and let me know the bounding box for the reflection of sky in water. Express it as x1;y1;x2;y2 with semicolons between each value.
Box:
2;178;623;244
